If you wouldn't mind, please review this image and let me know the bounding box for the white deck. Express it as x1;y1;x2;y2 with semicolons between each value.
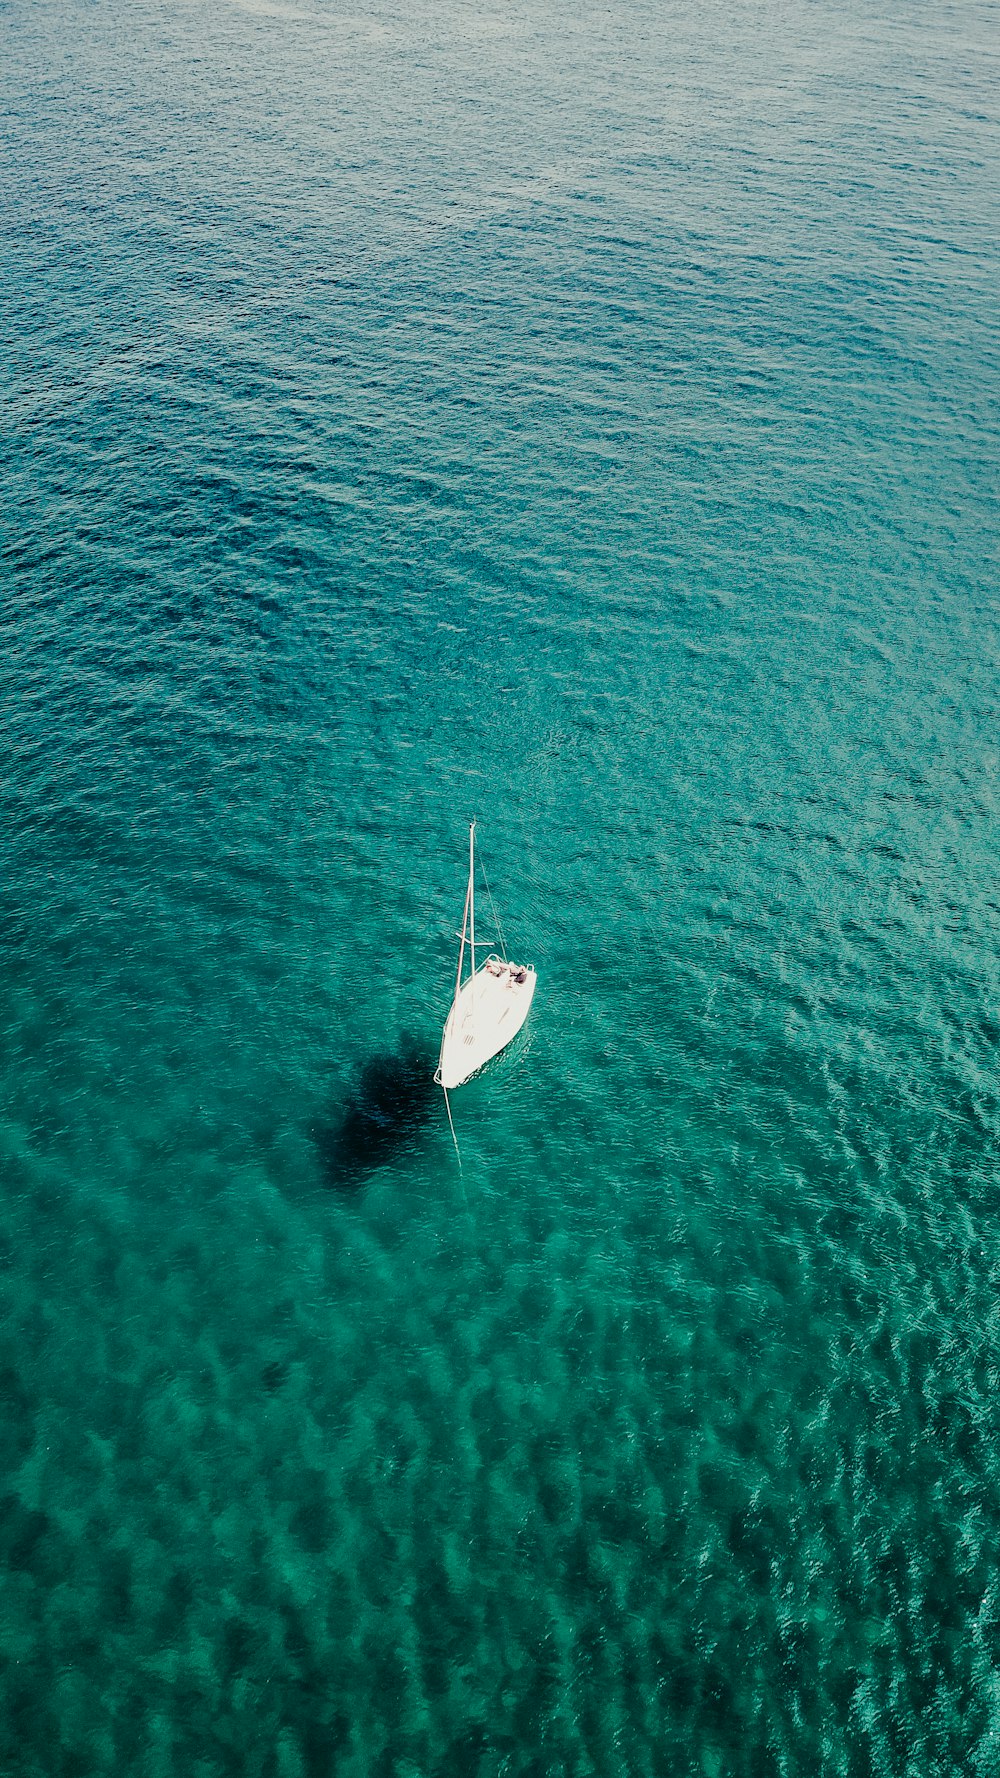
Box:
437;962;537;1090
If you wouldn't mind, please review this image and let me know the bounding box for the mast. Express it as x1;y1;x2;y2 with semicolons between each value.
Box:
453;878;471;1003
469;821;476;1009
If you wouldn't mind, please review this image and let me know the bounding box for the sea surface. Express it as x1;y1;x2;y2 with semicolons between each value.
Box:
2;0;999;1772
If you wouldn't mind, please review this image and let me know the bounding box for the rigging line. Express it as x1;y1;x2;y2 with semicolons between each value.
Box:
479;852;508;962
442;1085;462;1174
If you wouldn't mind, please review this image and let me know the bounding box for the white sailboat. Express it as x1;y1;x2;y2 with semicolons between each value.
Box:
435;822;537;1092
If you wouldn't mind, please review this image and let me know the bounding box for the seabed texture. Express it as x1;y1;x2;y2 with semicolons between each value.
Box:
2;0;999;1772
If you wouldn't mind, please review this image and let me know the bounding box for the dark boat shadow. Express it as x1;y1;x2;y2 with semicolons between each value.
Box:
312;1038;438;1191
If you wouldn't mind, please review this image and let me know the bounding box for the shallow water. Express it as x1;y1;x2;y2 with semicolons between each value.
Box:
2;0;999;1772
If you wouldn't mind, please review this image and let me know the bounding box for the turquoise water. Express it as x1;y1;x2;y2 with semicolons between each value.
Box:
2;0;1000;1770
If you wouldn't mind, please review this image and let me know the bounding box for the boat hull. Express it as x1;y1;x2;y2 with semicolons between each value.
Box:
436;963;536;1090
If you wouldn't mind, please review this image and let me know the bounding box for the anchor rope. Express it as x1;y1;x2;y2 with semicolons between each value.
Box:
442;1085;462;1173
